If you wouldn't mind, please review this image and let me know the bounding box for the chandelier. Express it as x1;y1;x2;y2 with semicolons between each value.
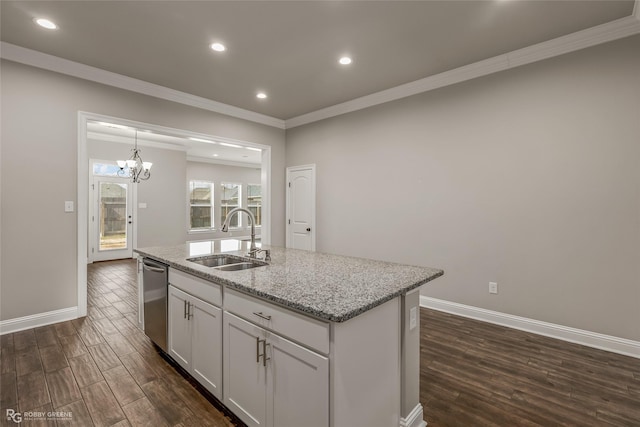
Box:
117;130;152;183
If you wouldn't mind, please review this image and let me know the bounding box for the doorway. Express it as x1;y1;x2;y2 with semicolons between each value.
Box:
286;164;316;251
90;161;135;261
77;111;272;317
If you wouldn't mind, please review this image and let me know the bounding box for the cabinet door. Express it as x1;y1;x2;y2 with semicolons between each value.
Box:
223;313;267;427
168;285;191;370
191;299;223;400
266;334;329;427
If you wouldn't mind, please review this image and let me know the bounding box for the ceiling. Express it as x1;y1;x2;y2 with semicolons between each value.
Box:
87;121;262;167
0;1;636;121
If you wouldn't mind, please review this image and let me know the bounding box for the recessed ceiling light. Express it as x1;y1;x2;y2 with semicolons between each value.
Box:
210;42;226;52
256;92;267;99
35;18;58;30
219;142;242;148
339;56;352;65
246;147;261;152
212;154;219;157
189;137;215;144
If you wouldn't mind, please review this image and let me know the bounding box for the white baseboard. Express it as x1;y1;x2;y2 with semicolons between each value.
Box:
0;307;79;335
400;403;427;427
420;296;640;359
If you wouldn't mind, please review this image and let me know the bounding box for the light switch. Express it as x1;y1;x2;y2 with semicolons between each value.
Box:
138;202;147;209
64;201;74;213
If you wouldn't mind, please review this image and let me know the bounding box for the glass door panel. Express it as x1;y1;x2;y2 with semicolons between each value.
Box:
98;182;128;251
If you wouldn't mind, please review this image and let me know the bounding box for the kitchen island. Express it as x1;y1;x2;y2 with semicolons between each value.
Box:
135;240;443;427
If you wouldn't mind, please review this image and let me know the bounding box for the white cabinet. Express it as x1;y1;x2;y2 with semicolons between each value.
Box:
223;312;328;427
168;284;223;400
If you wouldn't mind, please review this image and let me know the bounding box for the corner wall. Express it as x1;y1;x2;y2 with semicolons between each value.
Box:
0;59;285;321
285;35;640;341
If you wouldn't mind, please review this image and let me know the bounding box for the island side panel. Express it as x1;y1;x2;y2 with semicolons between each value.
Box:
330;297;401;427
401;289;426;427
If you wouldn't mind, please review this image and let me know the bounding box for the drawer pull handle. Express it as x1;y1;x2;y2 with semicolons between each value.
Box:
253;311;272;321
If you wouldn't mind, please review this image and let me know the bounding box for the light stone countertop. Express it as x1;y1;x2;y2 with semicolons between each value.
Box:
135;239;443;322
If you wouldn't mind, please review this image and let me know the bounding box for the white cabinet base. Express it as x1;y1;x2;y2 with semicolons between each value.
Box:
331;298;402;427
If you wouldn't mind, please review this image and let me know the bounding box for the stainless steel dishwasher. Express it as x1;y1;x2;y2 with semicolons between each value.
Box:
142;258;168;351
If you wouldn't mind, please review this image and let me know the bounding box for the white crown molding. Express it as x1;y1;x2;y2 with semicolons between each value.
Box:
87;131;188;152
0;42;286;130
186;155;260;168
2;4;639;131
0;307;78;335
286;14;640;129
420;296;640;359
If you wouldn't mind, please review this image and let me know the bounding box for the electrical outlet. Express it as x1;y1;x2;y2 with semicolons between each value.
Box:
489;282;498;294
409;307;417;330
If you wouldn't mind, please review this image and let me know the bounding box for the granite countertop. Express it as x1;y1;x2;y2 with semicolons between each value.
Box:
135;239;443;322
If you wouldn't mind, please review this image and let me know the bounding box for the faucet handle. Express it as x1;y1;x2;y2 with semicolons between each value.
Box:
263;250;271;262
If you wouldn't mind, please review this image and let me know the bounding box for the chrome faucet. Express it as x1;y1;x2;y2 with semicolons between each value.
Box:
221;207;257;256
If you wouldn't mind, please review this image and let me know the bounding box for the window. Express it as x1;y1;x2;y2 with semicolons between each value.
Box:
247;184;262;226
220;183;241;228
189;181;213;230
93;162;130;178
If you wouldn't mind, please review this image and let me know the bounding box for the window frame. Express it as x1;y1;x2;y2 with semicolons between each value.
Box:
188;180;215;232
220;182;242;229
247;183;262;228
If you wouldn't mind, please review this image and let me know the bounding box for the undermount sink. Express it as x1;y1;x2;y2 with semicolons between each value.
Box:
187;254;268;271
216;262;265;271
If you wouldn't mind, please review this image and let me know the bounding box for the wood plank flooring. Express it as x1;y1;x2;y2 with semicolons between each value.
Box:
1;259;639;426
421;309;640;427
0;260;235;427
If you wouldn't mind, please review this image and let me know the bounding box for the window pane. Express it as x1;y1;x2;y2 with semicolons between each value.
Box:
221;183;241;227
247;184;262;226
189;181;213;230
99;182;127;251
248;206;261;226
190;181;212;205
190;206;212;229
93;162;130;177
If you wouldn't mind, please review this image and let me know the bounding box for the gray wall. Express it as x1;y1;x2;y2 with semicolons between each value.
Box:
0;59;285;321
286;35;640;341
186;161;262;241
88;140;188;248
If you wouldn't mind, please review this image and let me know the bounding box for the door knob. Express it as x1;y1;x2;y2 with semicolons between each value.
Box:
306;228;311;232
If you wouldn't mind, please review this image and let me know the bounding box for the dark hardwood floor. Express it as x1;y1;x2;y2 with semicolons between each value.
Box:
421;309;640;427
0;259;234;427
1;259;639;426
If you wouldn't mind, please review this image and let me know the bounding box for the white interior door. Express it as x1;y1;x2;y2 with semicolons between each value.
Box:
286;165;316;251
91;172;133;261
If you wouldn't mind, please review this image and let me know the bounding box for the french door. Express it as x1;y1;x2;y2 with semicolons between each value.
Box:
91;176;133;261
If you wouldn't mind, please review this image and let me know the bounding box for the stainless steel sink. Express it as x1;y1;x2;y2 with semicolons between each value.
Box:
216;262;266;271
187;254;247;267
187;254;268;271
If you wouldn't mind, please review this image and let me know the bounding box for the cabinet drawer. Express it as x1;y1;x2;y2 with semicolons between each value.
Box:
169;269;222;307
225;288;329;354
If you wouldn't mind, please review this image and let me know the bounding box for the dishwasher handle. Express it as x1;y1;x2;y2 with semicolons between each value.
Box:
143;265;165;273
143;258;167;273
